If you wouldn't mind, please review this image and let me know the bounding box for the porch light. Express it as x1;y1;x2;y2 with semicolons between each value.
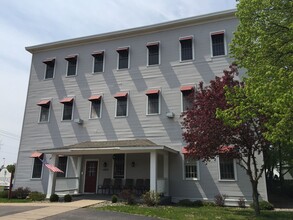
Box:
103;162;107;168
131;161;135;167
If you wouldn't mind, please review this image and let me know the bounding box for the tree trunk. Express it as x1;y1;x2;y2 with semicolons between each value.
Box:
8;171;14;199
251;180;260;216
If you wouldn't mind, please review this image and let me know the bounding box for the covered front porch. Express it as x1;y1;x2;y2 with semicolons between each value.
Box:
40;139;178;198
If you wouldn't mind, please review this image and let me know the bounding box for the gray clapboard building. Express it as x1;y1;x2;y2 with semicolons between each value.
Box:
14;9;268;204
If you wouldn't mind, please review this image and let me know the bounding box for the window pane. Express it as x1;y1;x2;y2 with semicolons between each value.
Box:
90;100;101;118
182;90;193;111
184;155;197;179
45;62;54;79
220;157;235;180
181;39;193;61
113;154;125;178
63;103;73;120
94;54;104;72
148;45;159;65
67;59;77;76
116;97;127;116
118;50;129;69
40;105;50;122
32;155;43;178
148;94;159;114
57;156;67;177
212;34;225;56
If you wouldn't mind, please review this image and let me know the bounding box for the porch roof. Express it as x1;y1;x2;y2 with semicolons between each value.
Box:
39;139;179;155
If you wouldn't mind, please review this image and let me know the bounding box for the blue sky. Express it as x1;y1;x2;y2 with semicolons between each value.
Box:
0;0;237;166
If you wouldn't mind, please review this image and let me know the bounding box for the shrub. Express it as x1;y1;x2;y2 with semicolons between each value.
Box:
178;199;194;207
13;187;31;199
142;191;160;206
214;194;227;207
0;190;8;198
64;194;72;202
49;194;59;202
193;200;204;207
29;191;46;201
202;201;216;207
111;195;118;203
250;201;274;210
119;189;135;205
238;197;246;208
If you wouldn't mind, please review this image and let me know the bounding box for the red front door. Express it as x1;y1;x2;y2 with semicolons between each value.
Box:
84;161;98;193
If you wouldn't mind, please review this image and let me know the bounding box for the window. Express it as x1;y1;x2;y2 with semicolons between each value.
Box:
32;154;43;179
219;156;236;180
211;32;225;56
65;55;78;76
92;51;104;73
117;47;129;69
60;97;74;121
43;58;55;79
113;154;125;179
147;42;159;65
88;95;102;118
180;85;194;112
57;156;67;177
180;37;193;61
146;89;160;114
114;92;128;117
37;99;51;122
184;155;198;179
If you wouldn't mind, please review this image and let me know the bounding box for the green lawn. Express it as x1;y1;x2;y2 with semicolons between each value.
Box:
95;205;293;220
0;198;30;203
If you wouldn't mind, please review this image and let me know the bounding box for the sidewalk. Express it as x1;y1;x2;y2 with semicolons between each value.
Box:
0;200;103;220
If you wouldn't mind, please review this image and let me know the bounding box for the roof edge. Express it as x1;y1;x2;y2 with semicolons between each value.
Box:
26;9;236;53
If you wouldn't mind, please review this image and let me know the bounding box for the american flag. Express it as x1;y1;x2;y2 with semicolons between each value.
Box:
45;163;64;173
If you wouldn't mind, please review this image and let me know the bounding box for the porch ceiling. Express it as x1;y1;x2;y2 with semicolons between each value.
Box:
39;139;179;155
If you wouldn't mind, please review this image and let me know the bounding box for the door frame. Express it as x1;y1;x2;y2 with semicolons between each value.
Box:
83;159;99;193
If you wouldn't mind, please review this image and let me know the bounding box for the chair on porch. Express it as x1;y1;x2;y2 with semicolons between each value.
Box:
112;178;123;194
123;179;134;190
144;179;150;191
134;179;144;195
97;178;112;194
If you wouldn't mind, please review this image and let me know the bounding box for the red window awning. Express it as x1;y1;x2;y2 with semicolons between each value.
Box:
145;89;160;95
114;92;128;98
30;151;43;158
180;85;194;92
37;99;50;106
91;51;104;56
179;36;193;41
88;95;102;101
43;58;55;64
146;42;159;47
45;164;64;173
60;97;74;103
116;47;129;52
211;31;224;36
182;147;189;154
65;54;77;61
218;145;235;153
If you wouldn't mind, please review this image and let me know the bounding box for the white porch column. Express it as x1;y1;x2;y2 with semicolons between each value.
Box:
74;156;82;194
163;152;169;196
150;151;157;192
46;154;57;198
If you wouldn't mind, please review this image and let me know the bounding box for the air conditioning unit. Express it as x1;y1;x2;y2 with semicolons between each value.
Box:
74;118;83;124
166;112;175;118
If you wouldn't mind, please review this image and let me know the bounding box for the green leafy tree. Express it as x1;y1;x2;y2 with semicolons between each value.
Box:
229;0;293;144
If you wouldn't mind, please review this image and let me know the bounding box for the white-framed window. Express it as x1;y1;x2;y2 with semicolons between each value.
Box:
43;58;55;79
31;154;43;179
88;95;102;119
114;92;128;117
210;31;226;57
180;85;194;112
146;89;160;115
112;154;125;179
91;51;104;73
60;97;74;121
180;36;194;61
65;54;78;76
184;154;199;180
37;99;51;122
218;155;237;181
56;156;68;178
147;42;160;66
117;47;129;69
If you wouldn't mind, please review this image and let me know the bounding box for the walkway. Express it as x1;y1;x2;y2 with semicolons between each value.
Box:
0;199;102;220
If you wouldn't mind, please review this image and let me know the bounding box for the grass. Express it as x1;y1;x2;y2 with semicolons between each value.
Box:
95;205;293;220
0;198;31;203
